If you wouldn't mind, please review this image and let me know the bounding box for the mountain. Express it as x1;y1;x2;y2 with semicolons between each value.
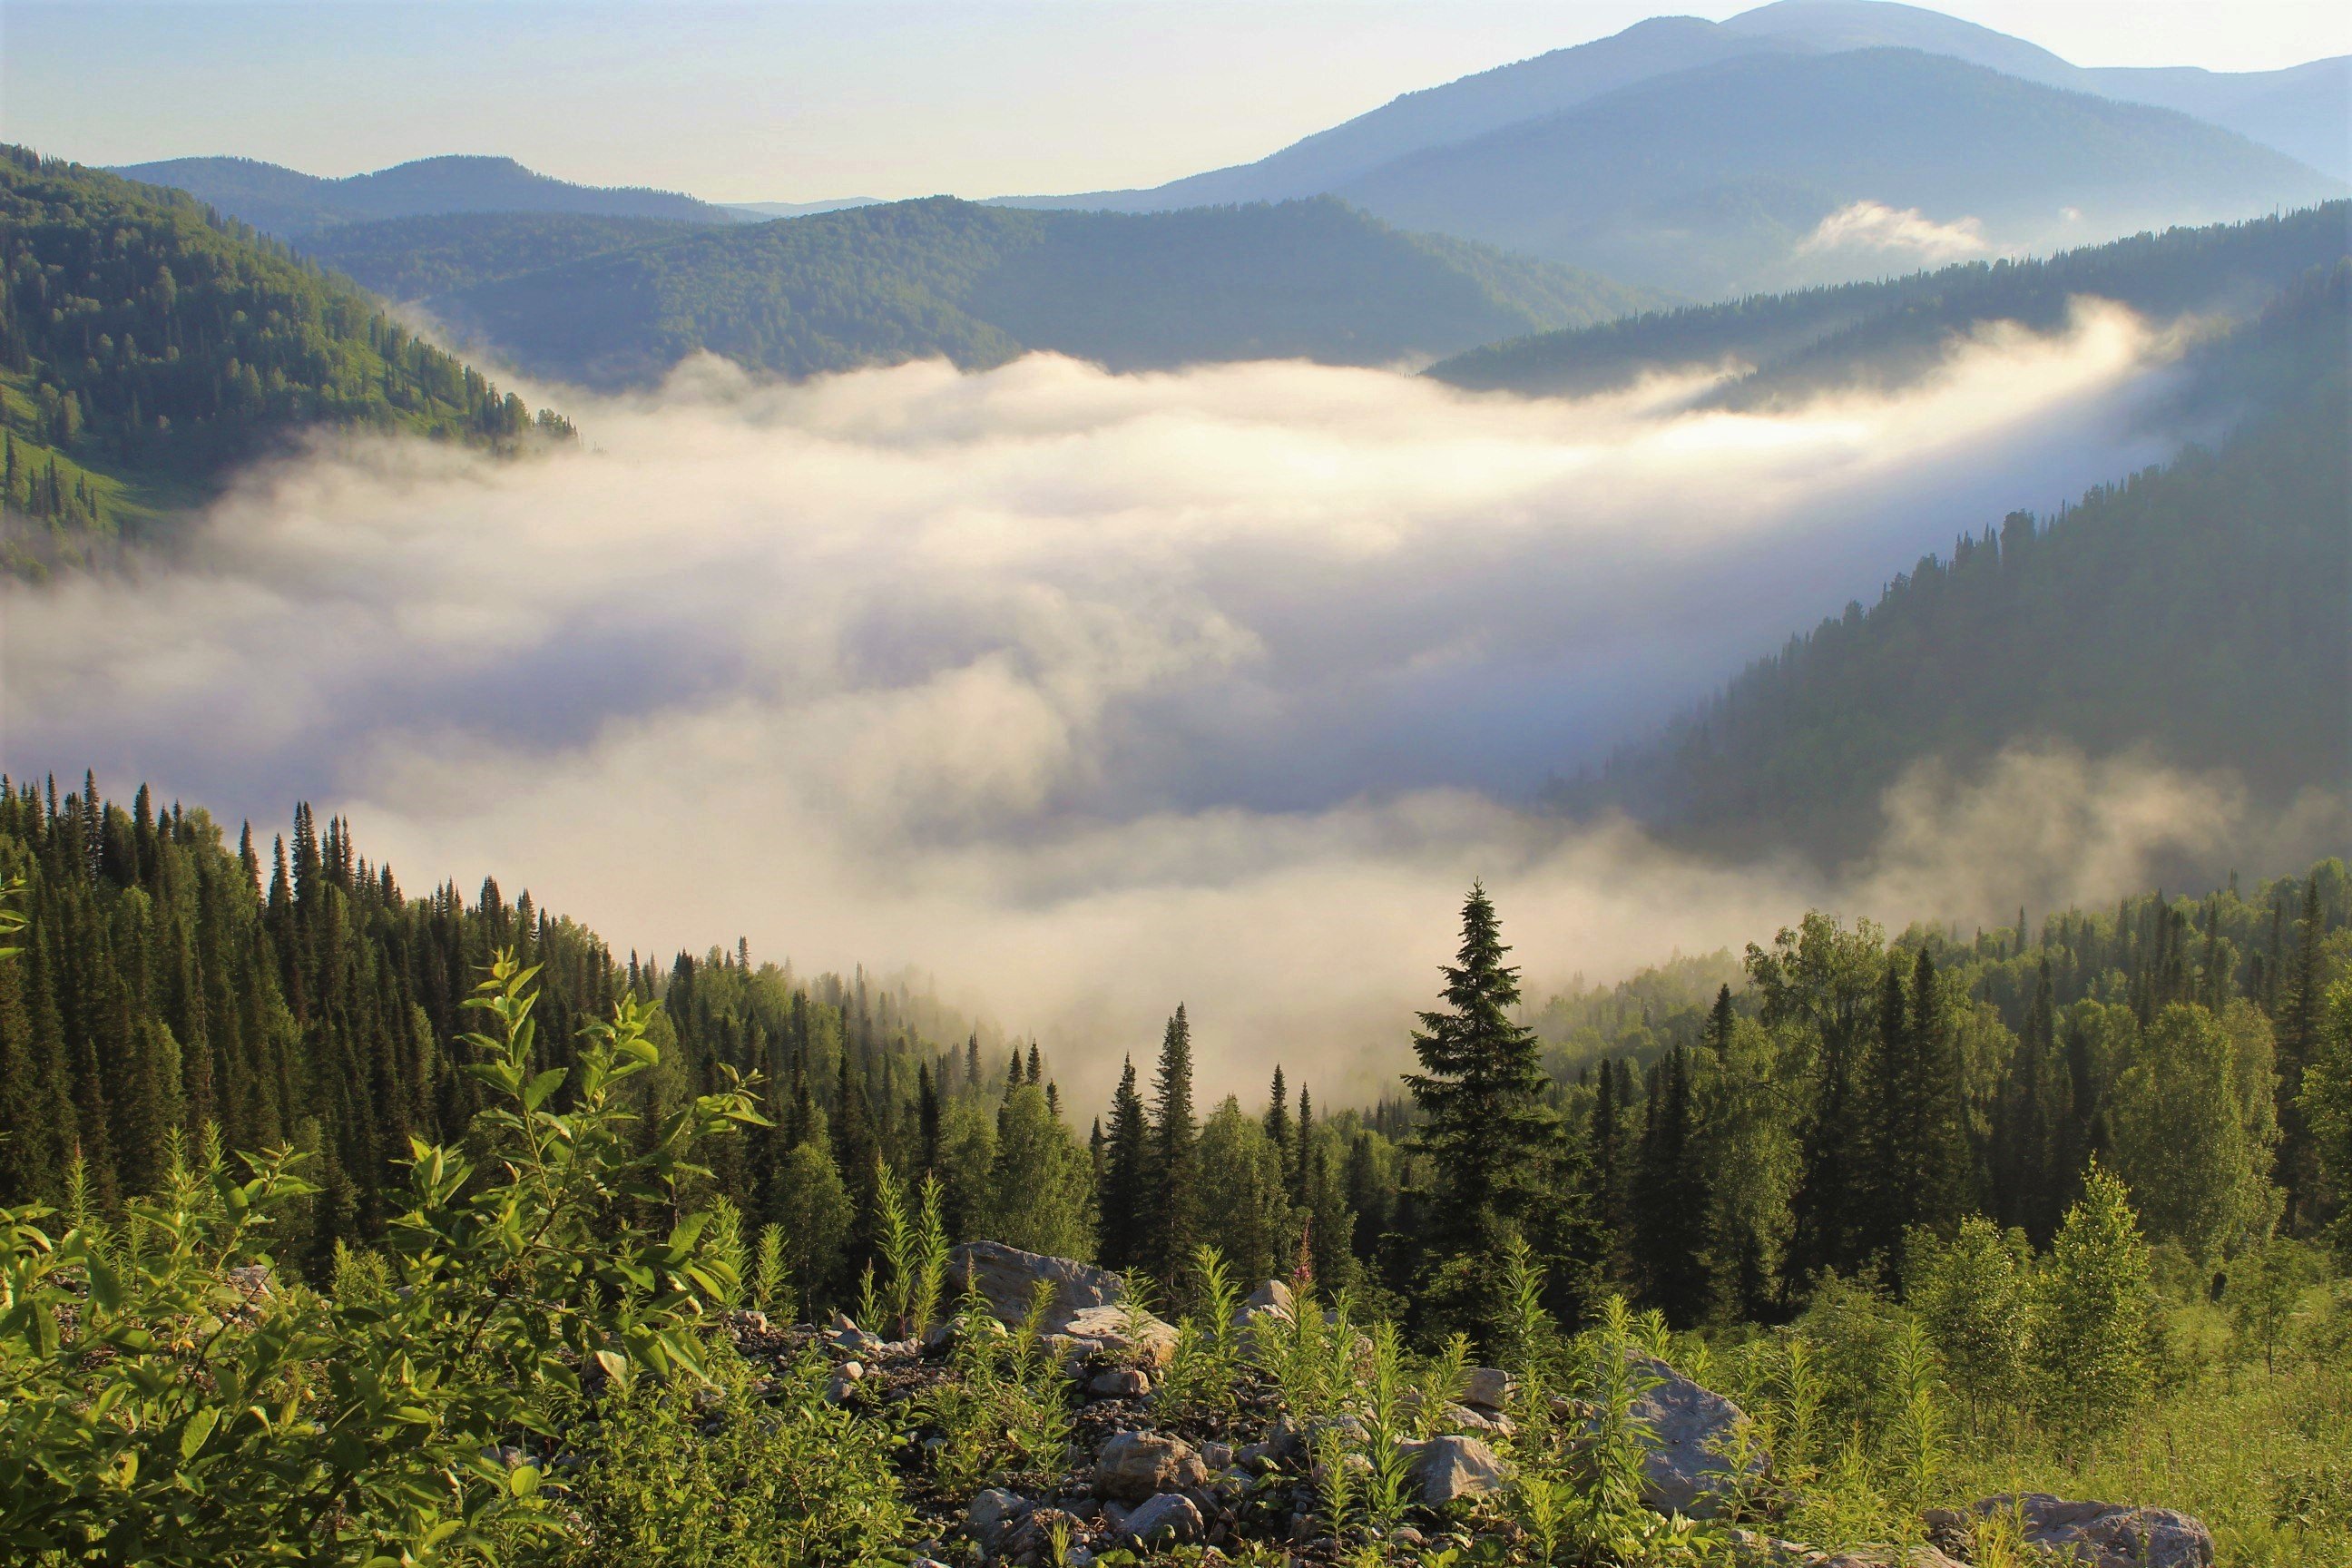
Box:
1329;49;2341;299
1004;3;2346;298
1549;259;2351;865
723;198;885;220
422;195;1664;389
111;153;744;238
296;212;705;301
0;148;570;570
1723;1;2352;181
1429;202;2352;402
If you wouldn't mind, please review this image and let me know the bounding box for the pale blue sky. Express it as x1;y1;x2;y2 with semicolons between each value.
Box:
5;1;2347;202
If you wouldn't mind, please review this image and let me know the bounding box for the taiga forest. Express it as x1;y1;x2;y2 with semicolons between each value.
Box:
3;4;2349;1566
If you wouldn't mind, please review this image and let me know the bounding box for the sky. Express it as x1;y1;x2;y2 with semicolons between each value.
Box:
4;1;2347;202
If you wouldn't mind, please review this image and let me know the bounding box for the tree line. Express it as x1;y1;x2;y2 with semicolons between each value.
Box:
0;774;2345;1342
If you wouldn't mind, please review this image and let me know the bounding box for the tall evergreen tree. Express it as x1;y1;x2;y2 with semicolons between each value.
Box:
1404;884;1553;1337
1146;1005;1198;1285
1632;1045;1711;1324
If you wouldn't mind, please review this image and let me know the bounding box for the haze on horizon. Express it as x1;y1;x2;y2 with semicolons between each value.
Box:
6;0;2349;204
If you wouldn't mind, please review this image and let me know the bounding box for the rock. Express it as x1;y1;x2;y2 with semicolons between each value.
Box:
1120;1493;1205;1547
1240;1278;1295;1321
225;1263;274;1296
1200;1440;1235;1471
721;1308;769;1340
967;1487;1031;1551
824;1361;864;1404
1063;1303;1179;1368
1926;1494;2215;1568
1462;1366;1512;1410
1445;1401;1514;1437
1623;1354;1767;1520
922;1319;959;1356
1401;1435;1509;1507
1089;1367;1152;1399
1816;1550;1966;1568
1093;1431;1210;1502
1007;1506;1084;1558
947;1240;1129;1334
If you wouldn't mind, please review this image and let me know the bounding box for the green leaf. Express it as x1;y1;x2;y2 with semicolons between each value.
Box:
509;1463;541;1498
523;1066;569;1112
593;1348;628;1381
179;1406;219;1459
83;1249;122;1313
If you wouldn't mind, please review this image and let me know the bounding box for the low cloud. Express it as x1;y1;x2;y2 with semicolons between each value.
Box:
6;308;2297;1106
1798;200;1997;265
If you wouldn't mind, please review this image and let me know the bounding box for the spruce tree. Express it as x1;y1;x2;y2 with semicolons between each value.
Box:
1263;1065;1291;1161
1097;1055;1151;1270
1632;1045;1711;1324
1404;883;1552;1336
1146;1005;1198;1284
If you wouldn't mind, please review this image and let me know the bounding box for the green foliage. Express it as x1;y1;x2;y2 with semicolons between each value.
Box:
542;1337;907;1568
2112;1002;2284;1261
0;146;574;549
0;946;762;1563
872;1163;952;1338
1905;1217;2032;1432
921;1278;1073;1494
1155;1244;1245;1422
2030;1161;2154;1443
298;211;704;300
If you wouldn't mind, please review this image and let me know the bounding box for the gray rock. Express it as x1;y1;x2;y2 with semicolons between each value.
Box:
1461;1366;1512;1409
1063;1303;1179;1368
1624;1354;1767;1519
1445;1401;1514;1436
721;1308;769;1339
1926;1494;2214;1568
1089;1367;1152;1399
824;1360;864;1404
1093;1430;1209;1502
1401;1435;1509;1507
1199;1440;1235;1471
966;1487;1031;1551
946;1240;1128;1334
1120;1493;1205;1547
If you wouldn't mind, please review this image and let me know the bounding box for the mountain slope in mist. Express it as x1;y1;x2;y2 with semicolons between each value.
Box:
1329;49;2341;299
425;195;1661;388
113;153;743;237
1555;261;2352;865
0;148;568;562
1429;202;2352;402
296;212;706;301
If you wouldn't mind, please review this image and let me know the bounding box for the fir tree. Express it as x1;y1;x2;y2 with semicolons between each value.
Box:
1097;1054;1151;1271
1146;1005;1198;1285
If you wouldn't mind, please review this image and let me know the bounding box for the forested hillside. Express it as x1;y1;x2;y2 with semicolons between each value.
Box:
1430;201;2352;398
114;152;741;237
423;195;1661;387
1553;260;2351;864
5;772;2345;1329
0;148;573;566
294;211;703;301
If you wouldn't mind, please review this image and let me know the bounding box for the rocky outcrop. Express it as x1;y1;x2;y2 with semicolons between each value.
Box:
946;1240;1127;1333
1627;1353;1766;1519
1461;1366;1512;1410
1093;1430;1209;1502
1925;1494;2215;1568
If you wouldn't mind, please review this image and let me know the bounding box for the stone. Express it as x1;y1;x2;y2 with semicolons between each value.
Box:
1401;1435;1509;1507
1120;1493;1205;1547
947;1240;1129;1334
1925;1494;2214;1568
1063;1303;1179;1368
1199;1440;1235;1471
1089;1367;1152;1399
1239;1279;1295;1322
1093;1431;1210;1502
721;1308;769;1339
1623;1354;1767;1520
966;1488;1031;1551
1461;1366;1512;1410
1816;1550;1966;1568
824;1360;864;1404
1007;1506;1084;1558
1444;1401;1514;1436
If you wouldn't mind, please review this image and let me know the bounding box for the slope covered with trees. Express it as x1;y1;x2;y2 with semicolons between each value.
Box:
114;152;742;237
294;211;703;301
0;148;573;564
422;195;1662;388
5;779;2349;1563
1429;201;2351;399
1551;258;2351;865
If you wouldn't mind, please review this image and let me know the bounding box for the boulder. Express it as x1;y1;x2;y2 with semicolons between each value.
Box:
1925;1494;2214;1568
1401;1435;1509;1507
947;1240;1127;1335
965;1488;1030;1552
1625;1354;1767;1519
1120;1492;1205;1547
1089;1367;1152;1399
823;1361;865;1404
1093;1431;1209;1502
1063;1303;1179;1368
1461;1366;1512;1410
1007;1506;1085;1559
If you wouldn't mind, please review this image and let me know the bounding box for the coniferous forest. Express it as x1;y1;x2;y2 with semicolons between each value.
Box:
6;8;2352;1565
4;774;2349;1564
